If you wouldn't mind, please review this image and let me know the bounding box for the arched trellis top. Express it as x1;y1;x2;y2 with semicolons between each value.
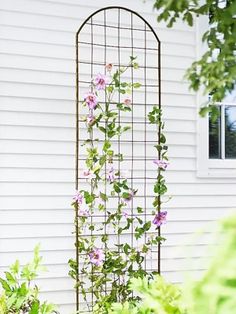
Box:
76;6;161;43
75;6;161;114
74;6;162;313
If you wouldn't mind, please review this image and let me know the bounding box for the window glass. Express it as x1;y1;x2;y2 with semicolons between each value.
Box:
225;106;236;158
209;109;221;159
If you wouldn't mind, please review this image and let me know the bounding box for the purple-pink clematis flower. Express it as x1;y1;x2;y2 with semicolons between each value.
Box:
153;159;169;170
78;208;90;217
93;73;110;90
87;113;96;126
105;63;113;72
153;211;167;227
84;92;98;110
123;97;132;106
107;165;116;183
73;191;83;204
88;248;105;266
82;169;96;179
122;211;129;218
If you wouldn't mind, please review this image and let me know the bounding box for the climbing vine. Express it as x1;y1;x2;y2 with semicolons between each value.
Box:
69;56;169;313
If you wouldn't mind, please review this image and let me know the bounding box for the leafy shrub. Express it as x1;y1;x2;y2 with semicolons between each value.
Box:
188;214;236;314
109;213;236;314
109;275;186;314
0;245;58;314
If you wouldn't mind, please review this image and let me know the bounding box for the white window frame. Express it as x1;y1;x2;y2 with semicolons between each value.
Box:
196;15;236;178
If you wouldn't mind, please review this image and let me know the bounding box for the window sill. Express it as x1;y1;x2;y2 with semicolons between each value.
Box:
197;159;236;178
209;159;236;169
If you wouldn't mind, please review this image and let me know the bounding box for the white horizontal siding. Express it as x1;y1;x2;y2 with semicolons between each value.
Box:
1;0;236;313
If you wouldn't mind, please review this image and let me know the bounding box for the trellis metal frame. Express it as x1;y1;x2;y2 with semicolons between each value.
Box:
75;6;161;312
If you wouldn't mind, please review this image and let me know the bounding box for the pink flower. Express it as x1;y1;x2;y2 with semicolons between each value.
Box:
88;248;105;266
78;208;89;217
93;73;110;90
84;92;98;110
82;169;96;179
153;211;167;227
107;165;116;183
87;113;96;126
73;191;83;204
105;63;113;72
122;211;129;218
123;97;132;106
153;159;169;170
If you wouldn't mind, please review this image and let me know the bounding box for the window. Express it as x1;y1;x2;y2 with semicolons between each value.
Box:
208;0;236;160
209;104;236;160
196;12;236;177
198;100;236;177
198;97;236;177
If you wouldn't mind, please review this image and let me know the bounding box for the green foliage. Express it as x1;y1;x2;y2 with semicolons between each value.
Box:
109;275;186;314
0;245;57;314
188;213;236;314
109;212;236;314
0;293;7;314
153;0;236;119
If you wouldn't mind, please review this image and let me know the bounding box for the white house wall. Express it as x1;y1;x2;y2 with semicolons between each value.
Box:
1;0;236;313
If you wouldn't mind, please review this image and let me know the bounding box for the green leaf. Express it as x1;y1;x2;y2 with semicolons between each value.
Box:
122;126;131;133
135;227;144;239
160;133;166;144
137;207;143;213
99;155;106;167
108;130;116;138
199;106;212;117
118;89;126;94
15;295;26;310
99;126;106;134
136;217;143;225
5;272;16;285
123;244;131;255
113;183;121;193
103;140;111;152
122;192;130;199
118;227;123;235
29;301;40;314
107;85;114;93
130;55;137;61
143;221;151;232
40;302;56;314
10;260;20;275
100;192;108;202
0;279;11;292
101;234;108;242
84;191;95;204
133;82;141;88
185;12;193;26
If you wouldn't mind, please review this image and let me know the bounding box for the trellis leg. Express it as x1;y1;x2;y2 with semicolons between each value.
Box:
75;31;80;312
157;41;162;275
